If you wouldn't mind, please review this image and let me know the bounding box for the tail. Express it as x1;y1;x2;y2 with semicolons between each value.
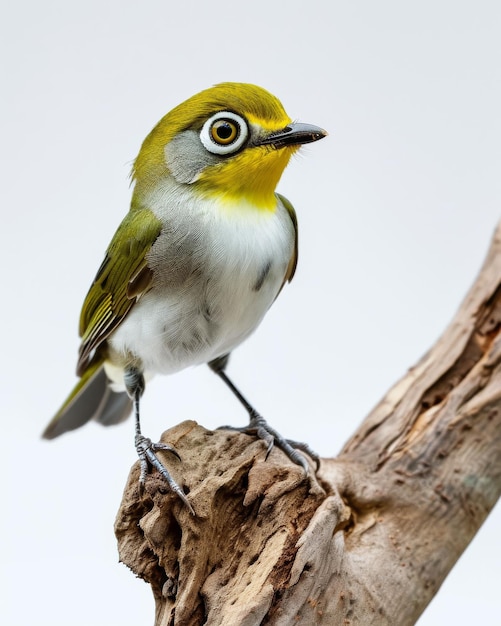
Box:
43;359;132;439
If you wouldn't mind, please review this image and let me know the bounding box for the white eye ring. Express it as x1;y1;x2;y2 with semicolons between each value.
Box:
200;111;249;155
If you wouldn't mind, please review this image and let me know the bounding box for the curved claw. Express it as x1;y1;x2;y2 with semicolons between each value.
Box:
217;414;319;475
135;434;195;515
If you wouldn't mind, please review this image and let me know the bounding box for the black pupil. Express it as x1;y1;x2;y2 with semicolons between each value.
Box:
217;122;234;140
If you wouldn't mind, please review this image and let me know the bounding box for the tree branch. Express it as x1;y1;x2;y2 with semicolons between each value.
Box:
115;223;501;625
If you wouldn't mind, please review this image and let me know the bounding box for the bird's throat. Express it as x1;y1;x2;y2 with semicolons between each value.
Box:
195;146;297;211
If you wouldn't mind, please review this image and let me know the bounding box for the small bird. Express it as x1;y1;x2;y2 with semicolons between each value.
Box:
43;83;326;512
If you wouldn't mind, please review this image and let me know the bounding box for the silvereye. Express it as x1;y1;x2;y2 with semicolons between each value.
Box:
43;83;327;512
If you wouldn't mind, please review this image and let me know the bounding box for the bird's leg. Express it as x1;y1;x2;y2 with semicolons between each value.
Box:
124;367;194;514
208;356;320;473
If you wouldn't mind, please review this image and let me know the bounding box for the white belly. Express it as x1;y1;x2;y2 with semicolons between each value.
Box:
107;187;295;381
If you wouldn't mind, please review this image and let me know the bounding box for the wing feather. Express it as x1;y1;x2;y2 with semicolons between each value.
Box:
76;208;162;376
276;192;298;287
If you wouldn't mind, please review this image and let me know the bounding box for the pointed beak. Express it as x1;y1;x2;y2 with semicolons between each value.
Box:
258;122;327;149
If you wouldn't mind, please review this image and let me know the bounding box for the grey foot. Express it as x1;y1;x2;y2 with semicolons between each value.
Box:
218;412;320;474
135;434;194;515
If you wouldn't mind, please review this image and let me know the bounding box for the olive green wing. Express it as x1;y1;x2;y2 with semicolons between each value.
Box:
76;207;162;376
277;192;298;285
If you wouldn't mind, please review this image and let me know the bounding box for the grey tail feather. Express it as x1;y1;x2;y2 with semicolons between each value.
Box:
43;365;132;439
94;384;132;426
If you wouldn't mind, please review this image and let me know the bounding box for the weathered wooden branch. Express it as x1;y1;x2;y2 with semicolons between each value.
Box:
115;223;501;625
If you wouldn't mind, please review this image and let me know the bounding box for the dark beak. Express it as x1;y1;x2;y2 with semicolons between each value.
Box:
258;122;327;148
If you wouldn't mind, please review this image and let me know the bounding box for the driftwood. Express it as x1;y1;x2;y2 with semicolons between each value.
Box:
115;223;501;625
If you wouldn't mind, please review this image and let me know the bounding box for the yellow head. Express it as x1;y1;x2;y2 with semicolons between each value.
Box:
132;82;326;210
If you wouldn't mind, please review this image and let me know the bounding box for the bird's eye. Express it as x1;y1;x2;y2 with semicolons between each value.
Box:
200;111;249;155
211;119;238;145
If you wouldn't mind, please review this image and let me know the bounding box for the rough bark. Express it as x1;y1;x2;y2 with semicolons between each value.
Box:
115;224;501;625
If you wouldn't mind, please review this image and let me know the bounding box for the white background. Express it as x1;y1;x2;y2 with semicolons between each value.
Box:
2;1;500;624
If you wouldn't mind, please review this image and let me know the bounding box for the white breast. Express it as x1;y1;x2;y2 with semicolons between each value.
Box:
107;181;295;381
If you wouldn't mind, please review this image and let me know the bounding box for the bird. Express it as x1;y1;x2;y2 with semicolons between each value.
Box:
43;82;327;513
